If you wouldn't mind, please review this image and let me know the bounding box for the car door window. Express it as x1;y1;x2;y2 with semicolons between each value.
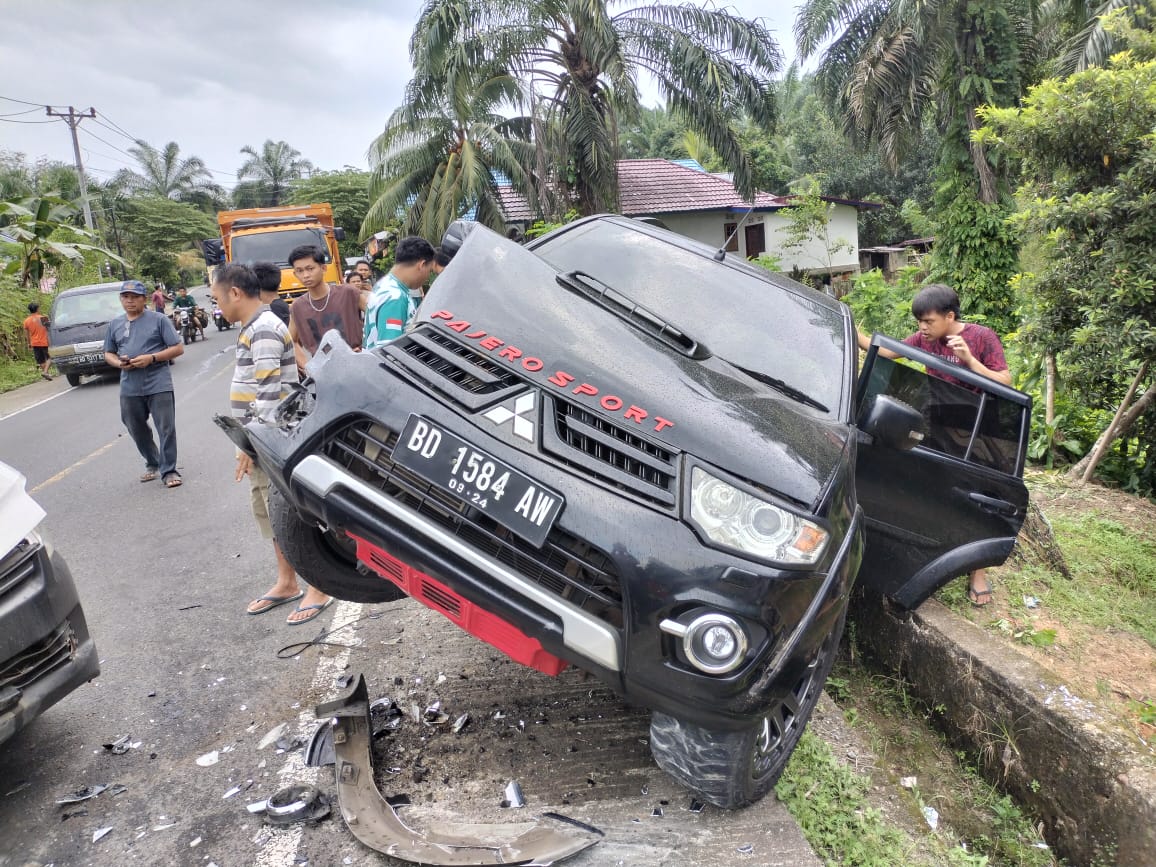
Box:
859;355;1026;475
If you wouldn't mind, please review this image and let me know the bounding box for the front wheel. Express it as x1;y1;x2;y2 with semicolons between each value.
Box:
267;484;406;604
648;609;845;809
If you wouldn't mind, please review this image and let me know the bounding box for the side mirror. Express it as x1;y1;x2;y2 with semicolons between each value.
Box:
861;395;925;451
440;219;478;257
200;239;225;266
334;227;346;242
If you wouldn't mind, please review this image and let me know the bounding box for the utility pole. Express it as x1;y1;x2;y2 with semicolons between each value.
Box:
45;106;96;230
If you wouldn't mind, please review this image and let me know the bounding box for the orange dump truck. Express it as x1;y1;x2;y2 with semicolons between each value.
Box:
203;203;345;299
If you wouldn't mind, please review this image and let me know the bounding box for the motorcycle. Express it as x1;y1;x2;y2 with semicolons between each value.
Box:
212;301;232;331
172;307;205;345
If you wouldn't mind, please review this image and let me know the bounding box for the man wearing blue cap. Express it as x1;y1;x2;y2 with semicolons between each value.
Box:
103;280;185;487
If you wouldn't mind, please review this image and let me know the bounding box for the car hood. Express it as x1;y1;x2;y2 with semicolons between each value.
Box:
413;230;850;511
0;462;45;557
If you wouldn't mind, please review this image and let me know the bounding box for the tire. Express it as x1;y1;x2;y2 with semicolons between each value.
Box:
267;484;406;604
648;609;846;809
65;372;81;387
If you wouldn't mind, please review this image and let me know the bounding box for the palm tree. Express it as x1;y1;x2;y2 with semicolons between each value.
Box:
114;140;217;201
794;0;1035;204
365;68;541;243
235;140;314;206
410;0;782;215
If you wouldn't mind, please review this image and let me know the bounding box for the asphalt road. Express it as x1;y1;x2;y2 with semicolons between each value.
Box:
0;325;821;867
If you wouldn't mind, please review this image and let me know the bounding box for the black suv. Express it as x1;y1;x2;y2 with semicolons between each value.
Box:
239;216;1030;808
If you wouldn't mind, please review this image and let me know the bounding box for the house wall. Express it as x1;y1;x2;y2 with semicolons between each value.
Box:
635;205;861;274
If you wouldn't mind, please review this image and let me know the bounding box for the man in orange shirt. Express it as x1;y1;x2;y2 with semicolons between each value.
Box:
22;302;53;381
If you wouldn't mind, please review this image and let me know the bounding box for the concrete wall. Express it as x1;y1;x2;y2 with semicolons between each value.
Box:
638;205;861;274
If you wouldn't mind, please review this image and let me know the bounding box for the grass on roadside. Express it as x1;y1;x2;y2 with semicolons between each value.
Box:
794;651;1059;867
0;355;40;393
938;512;1156;649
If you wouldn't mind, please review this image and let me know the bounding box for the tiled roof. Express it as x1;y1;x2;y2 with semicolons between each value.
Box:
494;159;791;222
617;159;787;215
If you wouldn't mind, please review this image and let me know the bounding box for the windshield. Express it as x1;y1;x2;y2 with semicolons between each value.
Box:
231;228;329;267
533;220;848;417
51;289;124;327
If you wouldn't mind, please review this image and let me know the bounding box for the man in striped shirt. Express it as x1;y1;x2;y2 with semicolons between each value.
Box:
363;235;435;350
212;264;333;626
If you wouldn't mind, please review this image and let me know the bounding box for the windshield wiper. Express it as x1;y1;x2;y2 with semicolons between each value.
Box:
728;363;829;413
56;321;107;330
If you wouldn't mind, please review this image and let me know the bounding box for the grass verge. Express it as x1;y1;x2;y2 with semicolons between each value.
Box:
783;648;1059;866
0;356;40;393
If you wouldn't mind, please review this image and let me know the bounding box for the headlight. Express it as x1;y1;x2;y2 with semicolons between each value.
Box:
689;466;828;565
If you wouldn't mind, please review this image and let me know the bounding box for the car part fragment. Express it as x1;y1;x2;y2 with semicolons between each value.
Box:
316;674;602;865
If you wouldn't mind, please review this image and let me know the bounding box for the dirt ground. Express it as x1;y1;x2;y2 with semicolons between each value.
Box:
957;471;1156;749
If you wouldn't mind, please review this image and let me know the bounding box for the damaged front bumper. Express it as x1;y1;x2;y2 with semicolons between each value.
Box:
316;673;602;865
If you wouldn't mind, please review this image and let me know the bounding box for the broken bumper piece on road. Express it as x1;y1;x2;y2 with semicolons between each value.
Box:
315;673;603;865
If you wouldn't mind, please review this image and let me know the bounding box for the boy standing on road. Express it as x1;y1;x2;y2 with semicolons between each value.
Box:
857;283;1011;607
211;263;333;626
102;281;185;487
286;245;367;369
251;261;292;326
363;236;435;351
22;302;53;381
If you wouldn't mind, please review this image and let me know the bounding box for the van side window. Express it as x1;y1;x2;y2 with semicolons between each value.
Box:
859;356;1026;475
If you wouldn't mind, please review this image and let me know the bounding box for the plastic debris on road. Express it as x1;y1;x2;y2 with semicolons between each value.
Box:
900;776;917;789
500;780;526;809
56;784;108;805
196;750;219;767
102;735;133;755
257;723;288;750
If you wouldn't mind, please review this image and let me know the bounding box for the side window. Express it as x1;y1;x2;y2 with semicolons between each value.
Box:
860;356;1026;475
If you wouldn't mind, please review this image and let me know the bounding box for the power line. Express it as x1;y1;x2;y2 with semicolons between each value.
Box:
0;116;57;124
93;111;140;144
0;94;48;107
80;126;139;161
90;116;139;143
0;107;41;118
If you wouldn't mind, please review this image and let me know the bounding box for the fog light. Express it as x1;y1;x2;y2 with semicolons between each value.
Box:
660;613;748;675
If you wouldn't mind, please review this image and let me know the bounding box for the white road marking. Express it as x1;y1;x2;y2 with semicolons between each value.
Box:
0;385;77;421
252;599;363;867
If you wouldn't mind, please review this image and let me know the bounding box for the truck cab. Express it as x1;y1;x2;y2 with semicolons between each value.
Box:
203;203;345;299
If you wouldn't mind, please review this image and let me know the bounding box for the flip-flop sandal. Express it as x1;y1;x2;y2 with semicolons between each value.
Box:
247;591;305;615
968;586;994;607
140;470;159;482
164;474;183;488
287;598;334;626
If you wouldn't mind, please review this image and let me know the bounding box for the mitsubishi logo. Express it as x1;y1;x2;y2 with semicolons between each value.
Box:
483;392;536;442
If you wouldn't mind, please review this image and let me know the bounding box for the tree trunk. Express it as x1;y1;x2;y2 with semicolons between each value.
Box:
1045;353;1056;426
1009;499;1071;579
1067;364;1153;481
966;108;999;205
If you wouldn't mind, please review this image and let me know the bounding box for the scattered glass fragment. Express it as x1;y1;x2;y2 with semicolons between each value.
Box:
922;806;939;830
257;723;288;750
56;784;108;805
500;780;526;808
92;827;112;843
452;713;470;734
196;751;219;767
688;798;705;813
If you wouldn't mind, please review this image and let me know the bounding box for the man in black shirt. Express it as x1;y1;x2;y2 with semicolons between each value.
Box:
252;262;292;326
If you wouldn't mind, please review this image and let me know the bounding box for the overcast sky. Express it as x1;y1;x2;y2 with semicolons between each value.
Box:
0;1;798;190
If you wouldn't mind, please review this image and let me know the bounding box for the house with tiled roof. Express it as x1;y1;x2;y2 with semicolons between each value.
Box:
498;158;880;279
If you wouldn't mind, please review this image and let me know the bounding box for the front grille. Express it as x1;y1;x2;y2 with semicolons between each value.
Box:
389;330;523;410
322;421;624;627
543;396;678;508
0;622;76;691
0;538;38;600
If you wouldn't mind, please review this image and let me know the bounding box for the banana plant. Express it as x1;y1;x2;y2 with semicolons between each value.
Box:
0;195;125;287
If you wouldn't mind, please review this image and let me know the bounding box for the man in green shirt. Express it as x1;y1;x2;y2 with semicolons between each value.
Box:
172;286;198;309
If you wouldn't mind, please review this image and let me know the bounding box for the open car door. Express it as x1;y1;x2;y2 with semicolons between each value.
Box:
854;335;1031;609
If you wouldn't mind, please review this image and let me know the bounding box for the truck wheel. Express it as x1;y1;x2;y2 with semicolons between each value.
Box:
65;372;81;387
268;484;406;604
648;610;845;809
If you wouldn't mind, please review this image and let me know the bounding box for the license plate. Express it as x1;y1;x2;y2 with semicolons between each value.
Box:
74;353;105;365
392;415;564;547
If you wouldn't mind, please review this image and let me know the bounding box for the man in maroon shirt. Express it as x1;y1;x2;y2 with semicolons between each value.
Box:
856;283;1010;607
